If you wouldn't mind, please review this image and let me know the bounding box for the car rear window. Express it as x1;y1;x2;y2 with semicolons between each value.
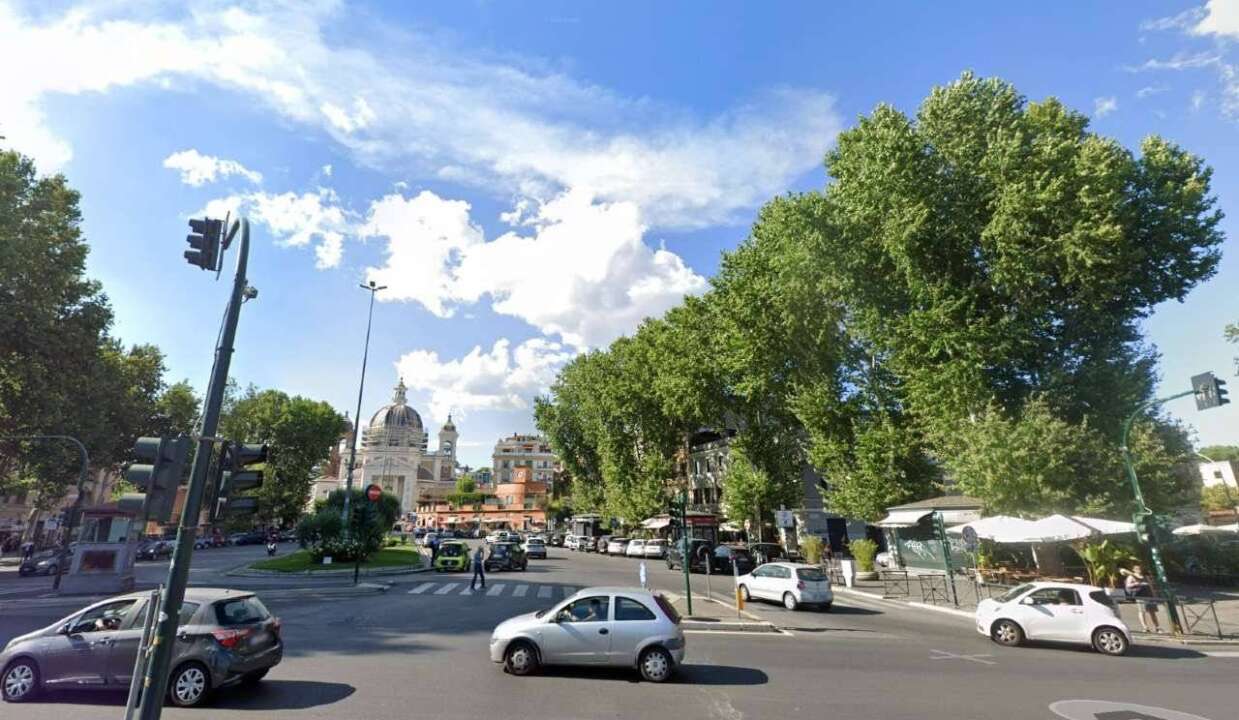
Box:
796;568;827;581
1089;590;1117;609
213;596;270;626
440;543;464;557
653;593;681;624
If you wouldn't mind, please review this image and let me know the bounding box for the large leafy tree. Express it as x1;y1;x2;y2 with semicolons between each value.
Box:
219;387;347;526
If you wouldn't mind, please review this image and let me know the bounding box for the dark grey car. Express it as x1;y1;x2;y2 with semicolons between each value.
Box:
1;588;282;707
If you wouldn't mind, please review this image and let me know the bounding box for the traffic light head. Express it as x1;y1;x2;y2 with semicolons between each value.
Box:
185;217;223;271
212;442;268;521
118;436;191;523
1192;371;1231;410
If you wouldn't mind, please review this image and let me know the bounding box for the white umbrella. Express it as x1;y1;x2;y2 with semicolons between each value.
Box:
1173;523;1239;536
1068;516;1136;536
997;514;1135;543
947;515;1040;543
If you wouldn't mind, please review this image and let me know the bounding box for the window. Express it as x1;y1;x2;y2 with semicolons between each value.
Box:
72;599;137;633
214;596;271;626
796;568;827;582
1027;588;1080;606
997;584;1034;603
1088;590;1118;610
615;597;656;621
653;593;680;624
557;596;610;623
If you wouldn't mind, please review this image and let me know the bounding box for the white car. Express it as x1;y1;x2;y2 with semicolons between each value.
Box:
736;562;833;611
626;539;646;557
489;587;685;682
643;539;667;559
420;532;439;547
606;537;630;555
975;582;1131;656
564;535;579;550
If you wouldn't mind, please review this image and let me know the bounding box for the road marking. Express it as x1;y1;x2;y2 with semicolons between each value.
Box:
513;584;529;597
537;585;553;599
434;583;459;595
487;584;505;596
683;629;793;637
562;586;577;597
1203;651;1239;658
929;649;995;666
408;583;436;595
460;586;474;595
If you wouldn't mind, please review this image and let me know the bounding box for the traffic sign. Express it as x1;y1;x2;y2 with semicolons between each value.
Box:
365;484;382;502
774;510;795;528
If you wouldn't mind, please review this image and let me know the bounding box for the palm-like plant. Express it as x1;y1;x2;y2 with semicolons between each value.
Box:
1075;539;1135;588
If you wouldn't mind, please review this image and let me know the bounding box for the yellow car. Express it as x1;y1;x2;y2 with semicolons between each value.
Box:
433;541;471;572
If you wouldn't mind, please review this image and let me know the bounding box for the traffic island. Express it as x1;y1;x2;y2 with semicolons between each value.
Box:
665;592;779;633
230;545;428;578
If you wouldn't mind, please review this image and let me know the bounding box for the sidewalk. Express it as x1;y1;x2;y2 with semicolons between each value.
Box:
665;591;777;632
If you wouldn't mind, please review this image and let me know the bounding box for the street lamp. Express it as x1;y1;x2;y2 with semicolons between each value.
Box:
341;281;387;537
1194;451;1239;535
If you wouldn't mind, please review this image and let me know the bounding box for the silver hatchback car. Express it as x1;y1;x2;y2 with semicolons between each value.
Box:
490;586;685;682
1;588;282;707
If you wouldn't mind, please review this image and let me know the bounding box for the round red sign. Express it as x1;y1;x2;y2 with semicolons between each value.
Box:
365;484;382;502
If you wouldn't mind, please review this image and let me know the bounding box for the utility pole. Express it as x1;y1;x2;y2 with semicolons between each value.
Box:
137;219;253;720
341;281;386;538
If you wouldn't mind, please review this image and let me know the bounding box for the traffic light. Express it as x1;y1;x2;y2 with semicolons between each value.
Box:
1133;512;1174;546
118;436;191;523
212;442;268;521
1192;371;1230;410
185;217;223;271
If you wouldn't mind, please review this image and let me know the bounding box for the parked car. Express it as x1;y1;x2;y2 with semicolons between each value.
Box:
549;534;564;547
665;539;712;572
626;539;646;557
490;587;685;682
0;588;282;706
433;540;471;572
580;536;598;553
17;549;66;577
643;539;667;559
484;542;528;572
606;538;630;555
593;536;611;554
524;538;547;559
708;545;755;576
136;539;173;561
564;535;579;551
421;532;440;548
976;582;1131;656
747;543;788;566
737;562;833;611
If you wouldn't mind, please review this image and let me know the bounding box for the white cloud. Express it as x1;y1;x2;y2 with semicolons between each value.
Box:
321;164;333;177
1135;84;1169;99
1141;8;1207;33
1192;89;1208;111
163;149;262;186
395;338;576;423
200;188;351;269
0;1;839;228
1192;0;1239;38
1093;96;1118;117
362;188;708;348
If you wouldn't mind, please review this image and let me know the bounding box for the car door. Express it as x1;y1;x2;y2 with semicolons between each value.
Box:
106;600;199;687
538;595;612;665
748;565;774;599
41;599;137;687
1018;587;1085;641
608;596;661;665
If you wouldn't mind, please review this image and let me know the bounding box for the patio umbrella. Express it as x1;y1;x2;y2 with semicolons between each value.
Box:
946;515;1040;543
1172;523;1239;536
1005;514;1135;543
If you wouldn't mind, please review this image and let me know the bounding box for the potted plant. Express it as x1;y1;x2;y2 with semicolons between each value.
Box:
850;538;879;580
1076;539;1134;589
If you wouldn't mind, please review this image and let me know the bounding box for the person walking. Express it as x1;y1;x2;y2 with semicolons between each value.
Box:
1120;564;1161;633
429;534;440;563
470;545;486;591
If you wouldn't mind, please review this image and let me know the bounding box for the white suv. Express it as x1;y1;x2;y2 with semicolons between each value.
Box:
564;535;579;550
976;582;1131;656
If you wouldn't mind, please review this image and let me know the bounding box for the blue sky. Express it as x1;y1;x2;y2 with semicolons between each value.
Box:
3;1;1239;468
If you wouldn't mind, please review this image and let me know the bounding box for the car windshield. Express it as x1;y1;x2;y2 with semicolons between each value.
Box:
796;568;827;581
491;545;510;556
440;543;464;557
996;583;1034;603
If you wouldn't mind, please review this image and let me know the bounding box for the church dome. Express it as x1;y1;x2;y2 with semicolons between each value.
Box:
369;379;423;432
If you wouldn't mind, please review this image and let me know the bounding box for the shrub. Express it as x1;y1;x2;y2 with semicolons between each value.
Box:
850;538;879;572
800;535;824;564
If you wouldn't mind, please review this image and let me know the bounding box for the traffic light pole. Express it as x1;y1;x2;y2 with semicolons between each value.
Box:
341;281;385;539
138;220;252;720
1120;389;1192;637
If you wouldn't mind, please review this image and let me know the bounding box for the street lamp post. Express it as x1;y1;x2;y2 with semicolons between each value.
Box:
1194;451;1239;534
341;281;387;538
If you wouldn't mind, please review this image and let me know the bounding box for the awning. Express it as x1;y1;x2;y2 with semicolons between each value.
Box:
875;509;930;528
642;517;671;530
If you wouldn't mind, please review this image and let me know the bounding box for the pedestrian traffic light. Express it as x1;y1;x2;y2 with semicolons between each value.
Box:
118;436;192;523
1192;371;1230;410
185;217;223;271
211;441;268;521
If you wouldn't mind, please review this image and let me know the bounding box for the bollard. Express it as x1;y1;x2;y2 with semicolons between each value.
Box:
733;559;743;616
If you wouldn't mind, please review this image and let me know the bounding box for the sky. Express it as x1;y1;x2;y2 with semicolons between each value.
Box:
3;0;1239;469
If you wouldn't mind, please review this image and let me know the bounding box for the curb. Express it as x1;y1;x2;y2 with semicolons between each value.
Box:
681;619;779;633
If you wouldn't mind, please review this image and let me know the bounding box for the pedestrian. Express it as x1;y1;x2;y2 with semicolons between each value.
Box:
1120;564;1161;633
21;541;34;562
470;545;486;591
430;534;440;563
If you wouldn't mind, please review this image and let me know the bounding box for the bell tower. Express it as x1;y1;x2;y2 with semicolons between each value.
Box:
438;413;458;459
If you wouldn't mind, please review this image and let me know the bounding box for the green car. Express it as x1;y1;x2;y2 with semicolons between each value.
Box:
434;540;471;572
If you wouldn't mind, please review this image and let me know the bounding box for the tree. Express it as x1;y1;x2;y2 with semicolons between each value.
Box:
219;387;348;526
720;450;799;541
1199;446;1239;462
1202;484;1238;513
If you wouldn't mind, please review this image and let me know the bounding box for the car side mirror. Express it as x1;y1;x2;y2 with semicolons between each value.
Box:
1020;597;1035;606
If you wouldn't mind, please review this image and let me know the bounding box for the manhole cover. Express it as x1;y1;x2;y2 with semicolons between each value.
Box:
1050;700;1213;720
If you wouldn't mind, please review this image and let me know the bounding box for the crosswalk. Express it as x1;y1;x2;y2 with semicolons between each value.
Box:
407;581;578;599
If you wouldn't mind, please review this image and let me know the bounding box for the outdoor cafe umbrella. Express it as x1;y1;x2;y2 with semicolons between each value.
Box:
1173;523;1239;536
1018;514;1136;543
946;515;1040;543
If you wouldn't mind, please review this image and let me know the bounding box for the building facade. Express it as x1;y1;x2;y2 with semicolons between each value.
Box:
1198;460;1238;489
493;434;559;489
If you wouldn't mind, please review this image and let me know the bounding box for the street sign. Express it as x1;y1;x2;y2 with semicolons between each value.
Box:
365;484;382;502
774;510;795;528
962;526;978;550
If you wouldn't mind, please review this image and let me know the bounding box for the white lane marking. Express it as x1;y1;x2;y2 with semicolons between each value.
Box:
513;584;529;597
929;649;995;666
460;586;475;595
487;584;505;597
1203;651;1239;658
434;583;459;595
537;585;553;599
562;586;577;597
408;583;435;595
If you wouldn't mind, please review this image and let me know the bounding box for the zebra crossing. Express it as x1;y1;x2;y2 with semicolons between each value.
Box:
407;581;578;599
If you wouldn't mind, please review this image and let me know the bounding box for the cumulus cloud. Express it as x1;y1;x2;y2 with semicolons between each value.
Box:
395;338;576;422
1136;4;1239;120
201;188;351;269
163;149;262;186
0;0;839;228
1093;96;1118;118
1191;0;1239;38
362;188;707;348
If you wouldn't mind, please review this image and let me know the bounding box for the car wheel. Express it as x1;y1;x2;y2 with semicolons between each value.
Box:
783;592;799;611
240;668;269;685
739;584;751;602
2;658;39;702
1092;626;1129;656
638;646;674;683
168;661;211;707
504;641;539;676
991;619;1024;647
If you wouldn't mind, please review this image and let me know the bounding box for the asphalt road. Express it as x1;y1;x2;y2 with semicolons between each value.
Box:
2;542;1235;720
